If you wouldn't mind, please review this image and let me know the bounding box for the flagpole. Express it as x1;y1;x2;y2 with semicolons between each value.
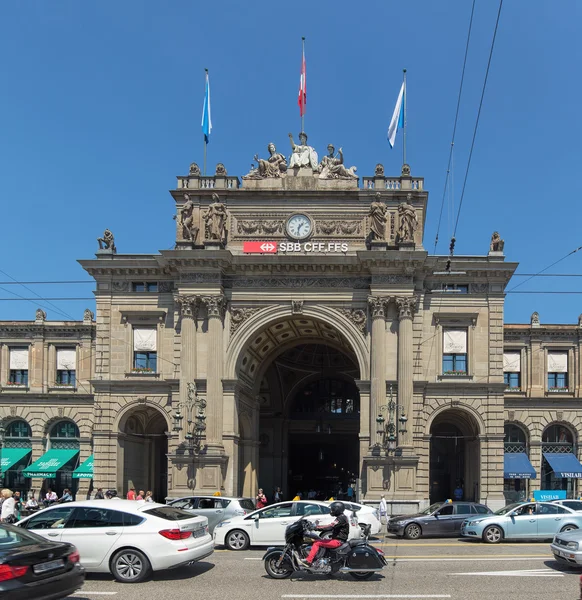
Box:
402;68;407;166
301;37;305;134
203;68;208;176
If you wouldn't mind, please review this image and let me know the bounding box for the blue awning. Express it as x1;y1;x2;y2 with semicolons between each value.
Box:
504;453;536;479
543;453;582;478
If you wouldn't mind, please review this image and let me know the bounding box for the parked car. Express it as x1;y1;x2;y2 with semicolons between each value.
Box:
167;496;255;533
0;522;84;600
17;500;213;583
213;500;360;550
335;501;382;536
461;501;582;543
551;499;582;512
551;528;582;565
388;501;492;539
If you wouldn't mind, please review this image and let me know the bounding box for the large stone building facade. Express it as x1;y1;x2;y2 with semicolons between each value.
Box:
1;149;581;511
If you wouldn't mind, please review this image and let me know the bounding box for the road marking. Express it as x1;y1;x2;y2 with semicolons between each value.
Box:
244;557;262;560
281;596;452;599
383;554;548;560
377;542;548;547
74;593;118;596
452;568;563;577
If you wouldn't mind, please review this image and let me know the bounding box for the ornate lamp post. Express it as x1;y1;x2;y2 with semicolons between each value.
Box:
0;420;5;488
375;385;407;452
172;382;207;464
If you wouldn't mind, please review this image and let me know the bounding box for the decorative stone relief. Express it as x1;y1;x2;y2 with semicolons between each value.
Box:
315;220;362;235
336;308;367;334
35;309;47;323
396;296;417;320
372;275;412;285
508;411;515;421
375;163;384;177
202;295;227;320
230;307;260;335
401;163;411;177
368;296;390;319
215;163;227;176
112;281;129;292
180;273;221;284
291;300;304;314
158;281;174;293
531;312;540;327
175;295;200;320
237;220;283;234
470;283;488;293
83;309;94;324
189;162;200;176
231;277;370;289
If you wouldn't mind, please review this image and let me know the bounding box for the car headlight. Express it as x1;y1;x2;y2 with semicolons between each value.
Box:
467;519;486;525
567;541;579;551
395;520;409;525
215;521;231;528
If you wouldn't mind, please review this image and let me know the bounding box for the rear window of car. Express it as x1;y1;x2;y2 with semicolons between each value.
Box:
124;512;145;526
0;525;42;549
239;499;255;511
143;506;196;521
473;505;490;514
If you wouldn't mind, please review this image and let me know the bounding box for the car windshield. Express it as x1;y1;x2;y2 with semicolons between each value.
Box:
494;503;523;516
419;503;443;515
0;525;44;549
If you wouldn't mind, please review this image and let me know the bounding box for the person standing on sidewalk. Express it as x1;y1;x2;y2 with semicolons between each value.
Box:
379;494;388;532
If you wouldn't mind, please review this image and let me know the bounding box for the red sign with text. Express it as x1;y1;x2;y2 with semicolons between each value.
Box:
243;241;278;254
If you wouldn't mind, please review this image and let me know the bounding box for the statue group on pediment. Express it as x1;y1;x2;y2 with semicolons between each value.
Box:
243;132;357;181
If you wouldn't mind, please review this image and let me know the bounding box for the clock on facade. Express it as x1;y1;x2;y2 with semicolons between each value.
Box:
286;213;313;240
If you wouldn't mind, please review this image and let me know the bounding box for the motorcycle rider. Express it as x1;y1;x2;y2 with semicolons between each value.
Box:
298;501;349;568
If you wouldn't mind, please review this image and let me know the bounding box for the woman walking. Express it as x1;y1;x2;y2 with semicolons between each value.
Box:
0;489;16;523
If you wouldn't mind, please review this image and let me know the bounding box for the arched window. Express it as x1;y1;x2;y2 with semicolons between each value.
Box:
291;378;360;415
6;419;32;441
542;424;574;449
49;421;79;450
542;424;576;495
504;424;527;453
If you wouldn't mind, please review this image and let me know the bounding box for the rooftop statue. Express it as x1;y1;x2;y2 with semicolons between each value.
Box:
243;143;287;180
97;228;117;253
202;193;229;244
397;198;418;244
490;231;505;253
181;194;199;244
288;132;318;171
368;192;388;241
318;144;358;180
189;162;200;176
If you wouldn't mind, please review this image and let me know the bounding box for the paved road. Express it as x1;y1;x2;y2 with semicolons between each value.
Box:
69;536;582;600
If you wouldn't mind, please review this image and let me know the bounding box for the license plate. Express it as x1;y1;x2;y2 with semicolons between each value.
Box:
33;559;64;574
193;529;206;538
554;550;573;559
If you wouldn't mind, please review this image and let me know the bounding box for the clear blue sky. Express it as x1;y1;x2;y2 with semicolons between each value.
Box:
1;0;580;324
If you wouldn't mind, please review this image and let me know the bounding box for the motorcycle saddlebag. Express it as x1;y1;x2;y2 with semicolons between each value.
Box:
346;545;385;570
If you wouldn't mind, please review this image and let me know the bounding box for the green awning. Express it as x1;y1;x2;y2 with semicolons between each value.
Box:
23;449;79;478
72;454;94;479
1;448;31;473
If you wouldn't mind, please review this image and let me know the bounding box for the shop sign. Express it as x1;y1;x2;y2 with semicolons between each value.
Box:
243;241;349;254
533;490;567;501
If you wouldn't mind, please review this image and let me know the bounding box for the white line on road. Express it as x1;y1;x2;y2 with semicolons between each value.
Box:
73;592;118;596
281;596;452;599
452;568;563;577
245;557;262;560
393;557;548;562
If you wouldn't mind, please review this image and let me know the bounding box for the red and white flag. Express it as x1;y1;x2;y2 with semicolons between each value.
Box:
298;43;306;117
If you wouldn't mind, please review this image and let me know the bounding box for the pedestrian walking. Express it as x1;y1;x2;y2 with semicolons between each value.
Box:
13;492;22;519
0;489;16;523
136;490;145;500
379;494;388;533
274;487;282;503
256;488;268;508
94;487;104;500
126;487;136;500
145;490;154;503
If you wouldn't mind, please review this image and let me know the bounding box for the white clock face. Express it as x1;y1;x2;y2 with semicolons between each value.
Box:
286;214;312;240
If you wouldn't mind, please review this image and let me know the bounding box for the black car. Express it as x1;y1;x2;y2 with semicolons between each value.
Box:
388;501;493;539
0;523;85;600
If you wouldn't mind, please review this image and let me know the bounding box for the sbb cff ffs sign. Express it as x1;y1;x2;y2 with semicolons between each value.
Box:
243;241;349;254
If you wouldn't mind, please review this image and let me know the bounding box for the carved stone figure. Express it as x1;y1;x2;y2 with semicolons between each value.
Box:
189;162;200;176
243;143;287;179
97;229;116;253
531;311;540;327
288;132;318;171
368;193;388;241
401;163;411;177
35;308;46;322
83;309;94;324
397;199;418;243
215;163;227;176
318;144;358;180
181;194;199;243
375;163;385;177
202;193;228;243
489;231;505;253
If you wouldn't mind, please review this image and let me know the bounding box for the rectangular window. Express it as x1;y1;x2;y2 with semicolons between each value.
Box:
547;351;568;390
132;282;158;292
503;352;521;390
133;328;157;372
442;329;467;375
440;284;468;294
9;347;29;386
56;348;76;387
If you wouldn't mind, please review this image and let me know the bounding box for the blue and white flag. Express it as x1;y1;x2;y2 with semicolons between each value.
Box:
387;81;405;148
201;70;212;143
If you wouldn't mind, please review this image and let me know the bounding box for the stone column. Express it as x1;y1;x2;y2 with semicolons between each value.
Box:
202;295;227;454
368;297;389;448
175;295;199;404
396;296;416;452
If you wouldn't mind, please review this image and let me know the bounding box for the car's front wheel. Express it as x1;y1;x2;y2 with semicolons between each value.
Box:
225;529;250;551
560;525;578;533
482;525;503;544
404;523;422;540
110;548;152;583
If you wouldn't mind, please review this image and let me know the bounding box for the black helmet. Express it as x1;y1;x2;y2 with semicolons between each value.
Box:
329;501;345;517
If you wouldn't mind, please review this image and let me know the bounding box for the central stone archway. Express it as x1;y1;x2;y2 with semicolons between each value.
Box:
227;310;368;500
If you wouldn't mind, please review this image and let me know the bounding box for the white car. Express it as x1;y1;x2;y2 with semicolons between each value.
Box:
17;500;213;583
340;501;382;535
213;500;360;550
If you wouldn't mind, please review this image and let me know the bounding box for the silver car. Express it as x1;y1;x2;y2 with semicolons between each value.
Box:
167;496;255;533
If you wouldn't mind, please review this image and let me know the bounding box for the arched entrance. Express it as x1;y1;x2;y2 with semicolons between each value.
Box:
234;316;363;501
119;406;168;501
429;409;480;503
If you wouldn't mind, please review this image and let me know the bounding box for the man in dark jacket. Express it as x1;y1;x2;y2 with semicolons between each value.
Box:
299;501;349;567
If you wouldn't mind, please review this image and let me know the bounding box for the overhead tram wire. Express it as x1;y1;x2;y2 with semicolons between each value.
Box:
0;280;94;285
433;0;477;255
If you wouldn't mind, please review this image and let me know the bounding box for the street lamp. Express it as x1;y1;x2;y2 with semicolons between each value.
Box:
0;420;5;488
172;382;207;463
375;385;407;452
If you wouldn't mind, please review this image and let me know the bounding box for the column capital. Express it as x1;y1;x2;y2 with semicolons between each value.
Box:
202;294;227;320
174;295;200;319
368;296;392;320
395;296;417;321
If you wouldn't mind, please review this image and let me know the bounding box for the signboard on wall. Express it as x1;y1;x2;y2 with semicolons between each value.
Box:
533;490;567;501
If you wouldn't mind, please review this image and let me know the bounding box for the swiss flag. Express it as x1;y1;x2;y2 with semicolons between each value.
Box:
298;49;306;117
